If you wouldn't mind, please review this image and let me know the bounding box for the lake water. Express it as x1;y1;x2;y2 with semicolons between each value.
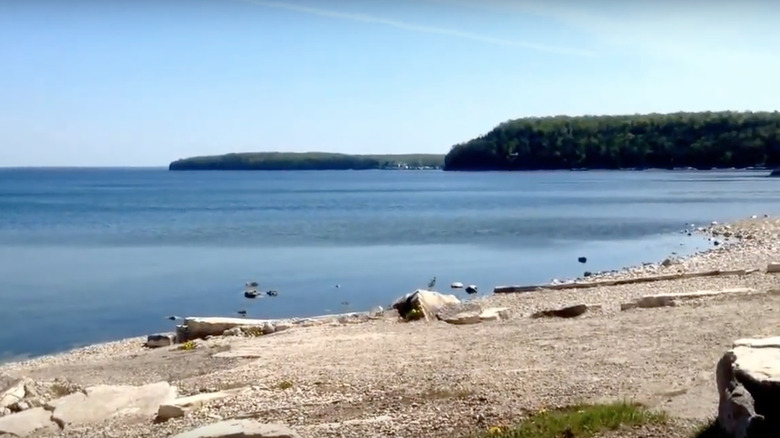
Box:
0;168;777;361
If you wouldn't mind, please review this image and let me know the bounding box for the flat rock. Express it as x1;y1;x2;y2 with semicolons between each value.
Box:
171;419;301;438
47;381;177;428
479;307;510;321
622;288;757;311
0;377;25;409
157;387;250;422
0;407;57;437
531;304;588;319
183;318;270;341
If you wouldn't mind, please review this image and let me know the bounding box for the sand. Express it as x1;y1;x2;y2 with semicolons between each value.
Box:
2;216;780;437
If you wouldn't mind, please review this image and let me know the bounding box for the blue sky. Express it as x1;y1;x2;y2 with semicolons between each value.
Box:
1;0;779;166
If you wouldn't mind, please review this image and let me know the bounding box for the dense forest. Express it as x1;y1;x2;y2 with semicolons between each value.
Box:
169;152;444;171
444;111;780;171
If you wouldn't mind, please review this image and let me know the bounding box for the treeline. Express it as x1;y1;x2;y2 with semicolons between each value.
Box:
444;111;780;171
169;152;444;171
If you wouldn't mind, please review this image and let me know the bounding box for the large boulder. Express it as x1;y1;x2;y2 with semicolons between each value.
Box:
170;419;301;438
716;337;780;437
46;381;177;428
392;290;460;321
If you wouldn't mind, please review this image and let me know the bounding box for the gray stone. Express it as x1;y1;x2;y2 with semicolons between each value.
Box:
716;337;780;437
146;334;175;348
47;381;177;428
0;407;57;436
531;304;588;319
170;419;301;438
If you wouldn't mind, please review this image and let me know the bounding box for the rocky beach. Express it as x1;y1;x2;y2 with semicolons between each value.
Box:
2;216;780;438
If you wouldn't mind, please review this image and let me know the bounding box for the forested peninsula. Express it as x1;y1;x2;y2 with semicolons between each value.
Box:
168;152;443;171
444;111;780;171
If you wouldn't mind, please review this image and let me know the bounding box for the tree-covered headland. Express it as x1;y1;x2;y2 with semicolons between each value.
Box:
444;111;780;171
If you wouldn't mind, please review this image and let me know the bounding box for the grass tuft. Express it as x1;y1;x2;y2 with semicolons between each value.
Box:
479;402;667;438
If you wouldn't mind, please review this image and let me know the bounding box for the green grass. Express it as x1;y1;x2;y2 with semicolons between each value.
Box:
479;402;667;438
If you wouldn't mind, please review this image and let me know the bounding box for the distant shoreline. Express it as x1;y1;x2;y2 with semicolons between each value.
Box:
168;152;445;171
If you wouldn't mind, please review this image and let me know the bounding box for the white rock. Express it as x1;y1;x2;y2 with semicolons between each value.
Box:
0;407;57;436
157;387;250;422
441;311;482;325
450;282;464;289
392;290;460;321
170;419;301;438
479;307;510;321
47;381;177;427
0;377;25;408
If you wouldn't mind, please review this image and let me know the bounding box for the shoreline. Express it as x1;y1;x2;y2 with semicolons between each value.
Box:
1;215;779;437
0;215;764;368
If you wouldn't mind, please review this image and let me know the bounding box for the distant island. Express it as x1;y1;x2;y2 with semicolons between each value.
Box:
444;111;780;171
169;152;444;171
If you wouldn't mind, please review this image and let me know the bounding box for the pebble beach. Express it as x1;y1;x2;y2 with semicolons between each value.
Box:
2;216;780;437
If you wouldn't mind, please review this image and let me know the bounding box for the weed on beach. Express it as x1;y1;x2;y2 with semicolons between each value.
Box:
479;402;667;438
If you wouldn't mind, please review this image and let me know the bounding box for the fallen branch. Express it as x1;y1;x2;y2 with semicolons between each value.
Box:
494;268;758;294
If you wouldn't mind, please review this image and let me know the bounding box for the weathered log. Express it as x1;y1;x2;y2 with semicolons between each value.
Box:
494;269;752;294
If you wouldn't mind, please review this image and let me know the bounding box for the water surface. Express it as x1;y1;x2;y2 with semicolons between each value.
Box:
0;169;775;360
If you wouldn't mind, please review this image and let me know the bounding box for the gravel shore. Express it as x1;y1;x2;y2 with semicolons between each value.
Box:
3;216;780;437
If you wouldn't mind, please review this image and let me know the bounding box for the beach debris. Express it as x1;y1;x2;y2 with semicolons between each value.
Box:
156;387;250;422
531;304;588;319
451;282;464;289
170;419;302;438
265;290;278;297
716;337;780;436
145;334;175;349
578;256;587;264
427;276;437;289
392;290;460;321
465;285;478;295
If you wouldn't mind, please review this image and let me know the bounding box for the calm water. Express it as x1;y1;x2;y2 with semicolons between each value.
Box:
0;168;777;361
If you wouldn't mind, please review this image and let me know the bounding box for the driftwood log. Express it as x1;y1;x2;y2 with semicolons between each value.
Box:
494;268;758;294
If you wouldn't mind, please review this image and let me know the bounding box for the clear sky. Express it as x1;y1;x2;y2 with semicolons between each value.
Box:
1;0;779;166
